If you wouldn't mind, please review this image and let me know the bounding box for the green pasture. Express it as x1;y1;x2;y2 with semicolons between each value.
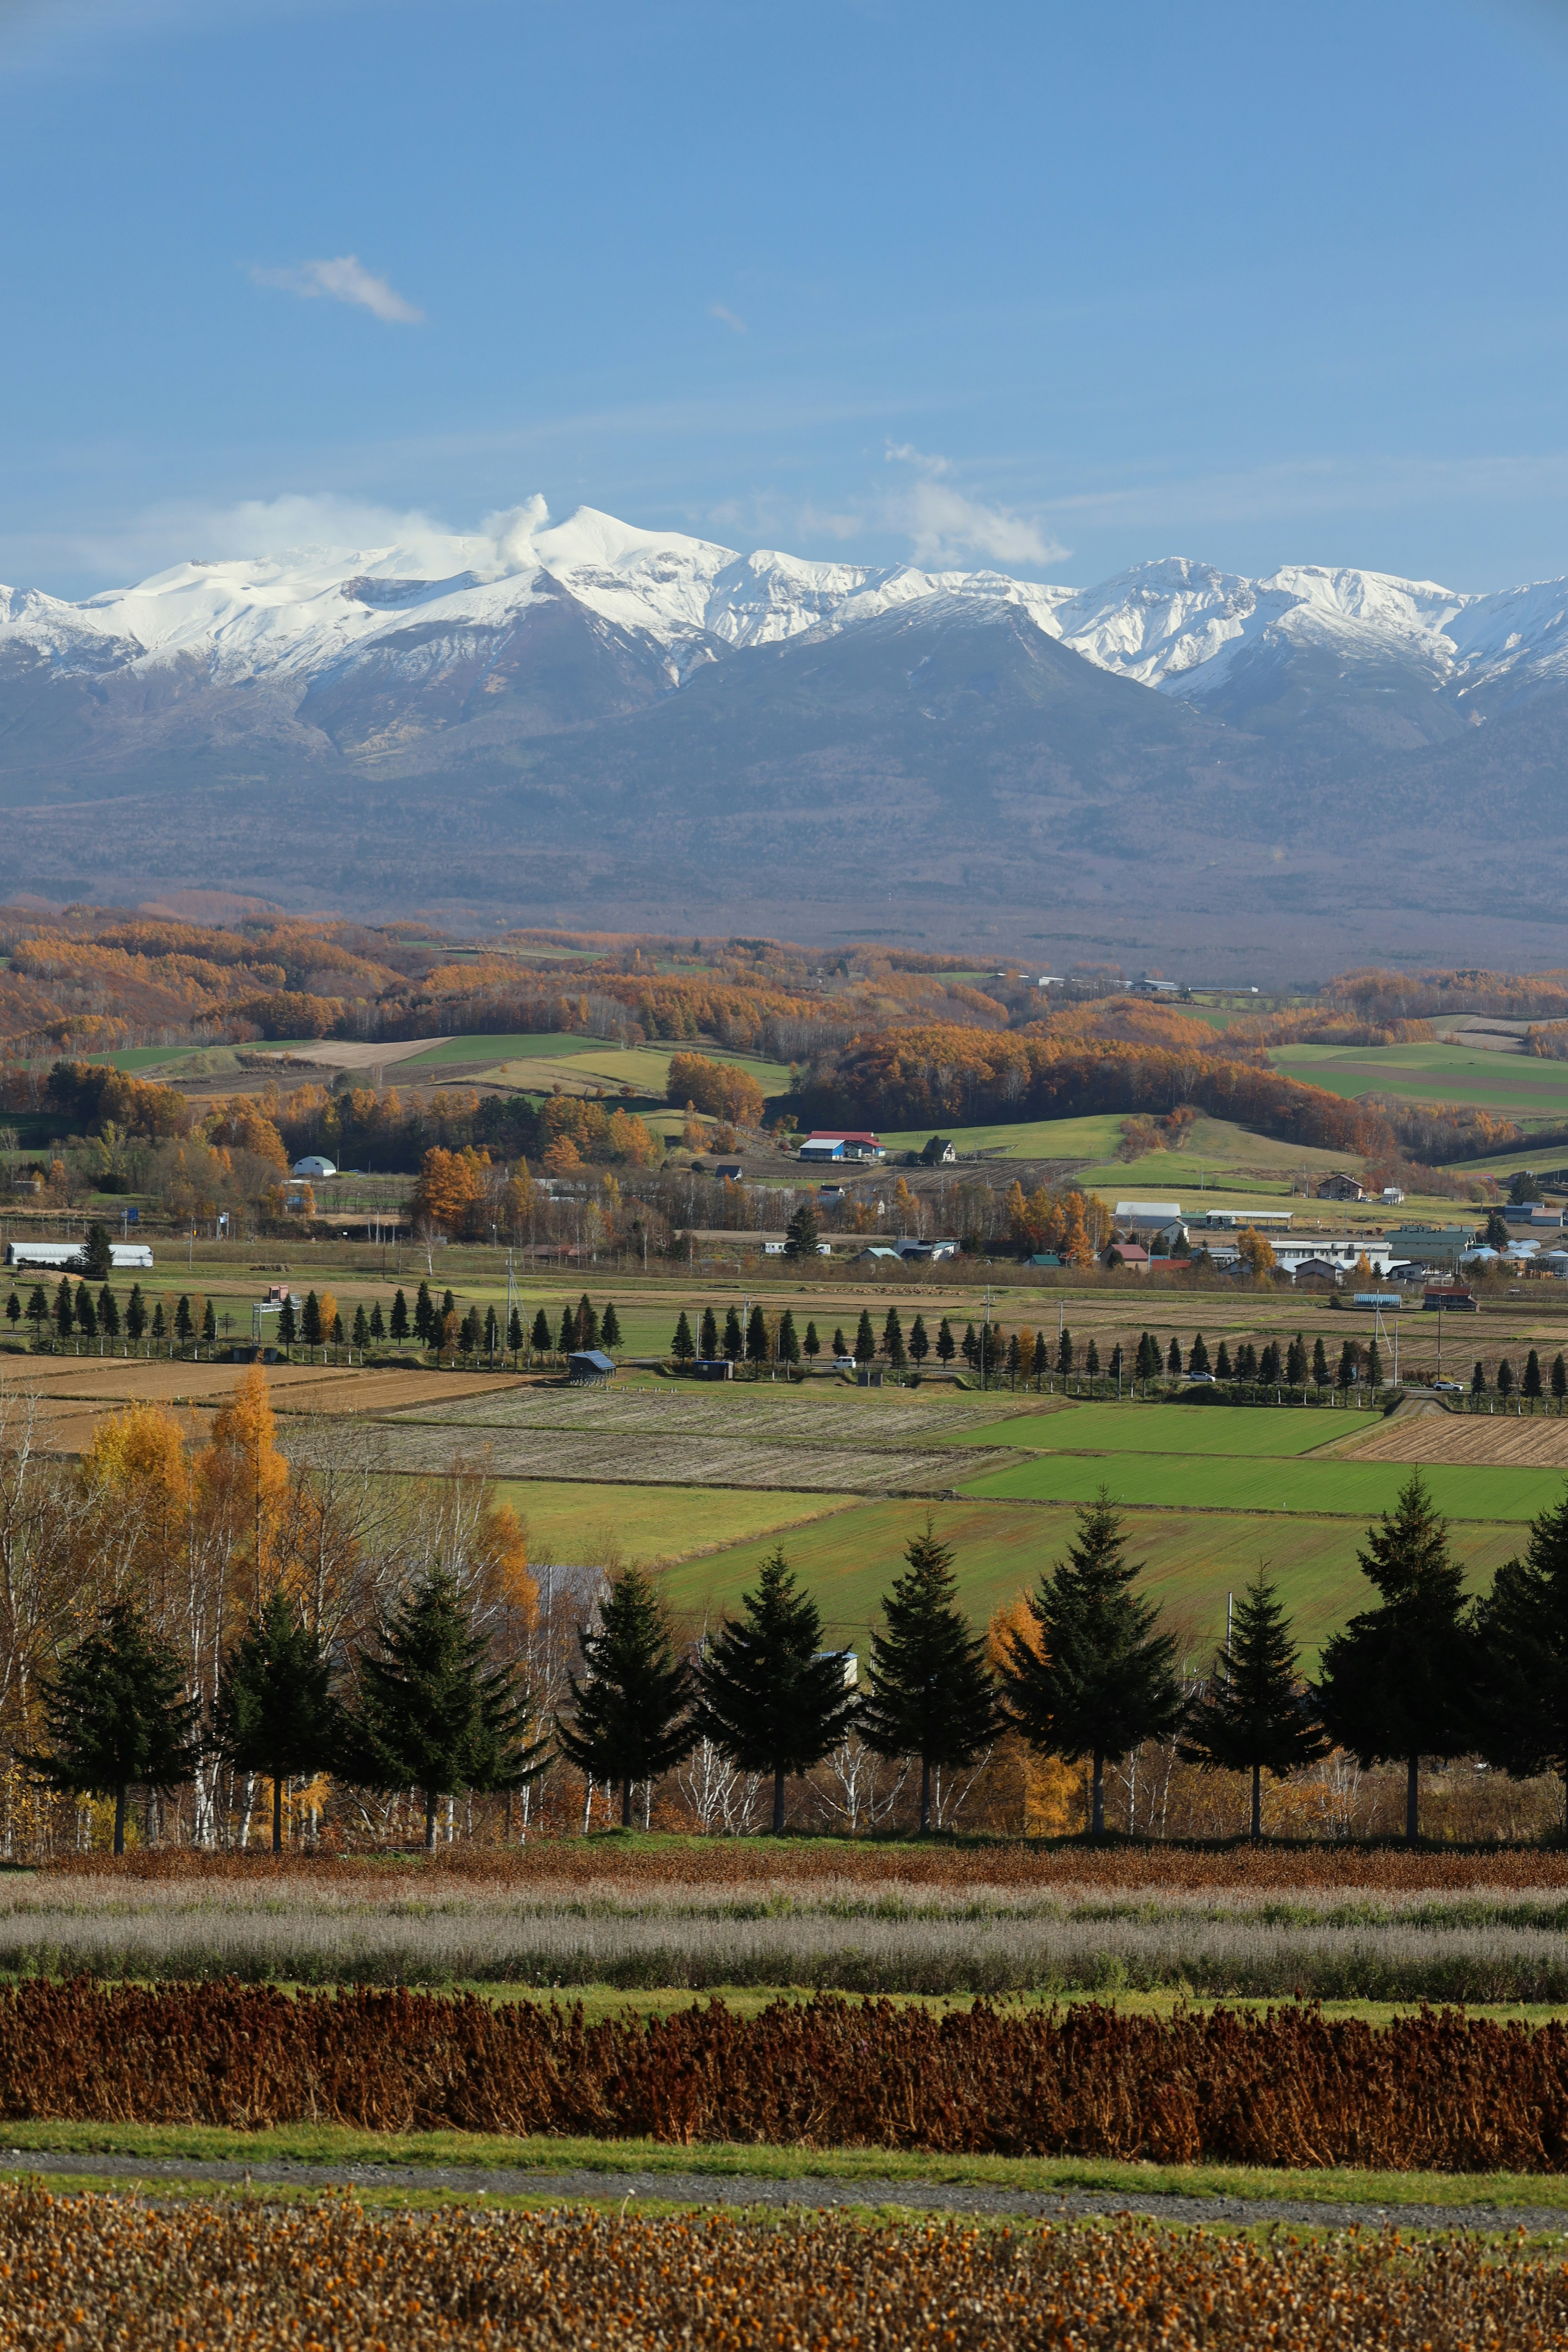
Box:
1076;1114;1366;1187
958;1447;1563;1524
494;1479;855;1569
86;1042;318;1073
660;1493;1527;1657
880;1113;1127;1160
951;1403;1356;1457
1269;1041;1568;1122
1439;1142;1568;1179
398;1033;605;1067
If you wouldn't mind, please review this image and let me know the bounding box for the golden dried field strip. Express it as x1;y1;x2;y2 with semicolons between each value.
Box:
3;1360;525;1414
10;2195;1560;2351
288;1421;1011;1494
392;1386;1034;1439
1338;1412;1568;1468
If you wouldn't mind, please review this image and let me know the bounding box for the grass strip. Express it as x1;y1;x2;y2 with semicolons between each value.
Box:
4;2118;1568;2217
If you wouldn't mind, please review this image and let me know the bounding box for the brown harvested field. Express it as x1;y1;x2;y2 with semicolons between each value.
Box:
2;1360;528;1454
393;1384;1038;1441
285;1419;1011;1493
1344;1411;1568;1468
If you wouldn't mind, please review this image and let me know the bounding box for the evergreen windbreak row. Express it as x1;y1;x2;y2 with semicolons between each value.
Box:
26;1467;1568;1847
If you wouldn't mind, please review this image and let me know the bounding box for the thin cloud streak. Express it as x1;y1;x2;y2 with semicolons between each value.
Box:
250;255;424;324
708;302;748;335
812;444;1069;570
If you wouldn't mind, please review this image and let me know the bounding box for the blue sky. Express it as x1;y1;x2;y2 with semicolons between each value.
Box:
3;0;1567;596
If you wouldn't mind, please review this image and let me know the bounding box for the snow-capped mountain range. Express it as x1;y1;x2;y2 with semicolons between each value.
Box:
4;499;1568;970
4;501;1568;713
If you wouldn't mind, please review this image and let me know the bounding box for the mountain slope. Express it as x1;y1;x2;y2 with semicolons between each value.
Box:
2;504;1568;970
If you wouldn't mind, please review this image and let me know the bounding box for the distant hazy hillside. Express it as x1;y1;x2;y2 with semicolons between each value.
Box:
2;505;1566;975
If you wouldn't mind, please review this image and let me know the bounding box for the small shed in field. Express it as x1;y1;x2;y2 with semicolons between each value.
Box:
568;1349;616;1386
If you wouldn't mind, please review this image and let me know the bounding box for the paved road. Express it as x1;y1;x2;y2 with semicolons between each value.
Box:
1;2148;1564;2234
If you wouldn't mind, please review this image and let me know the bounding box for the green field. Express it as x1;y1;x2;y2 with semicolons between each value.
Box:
1269;1041;1568;1124
86;1042;318;1073
958;1447;1561;1522
952;1403;1356;1457
399;1034;606;1067
880;1111;1364;1192
881;1113;1128;1160
495;1479;855;1568
386;1034;792;1101
659;1492;1526;1660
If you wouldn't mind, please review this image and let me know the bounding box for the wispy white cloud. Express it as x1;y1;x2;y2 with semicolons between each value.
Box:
872;445;1067;569
199;490;454;560
708;302;748;336
251;254;424;324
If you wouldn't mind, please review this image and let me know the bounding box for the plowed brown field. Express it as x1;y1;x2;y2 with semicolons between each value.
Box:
284;1420;1006;1493
1346;1412;1568;1468
2;1359;526;1453
396;1386;1036;1439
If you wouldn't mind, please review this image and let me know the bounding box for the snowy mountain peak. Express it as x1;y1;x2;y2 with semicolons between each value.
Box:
3;500;1568;713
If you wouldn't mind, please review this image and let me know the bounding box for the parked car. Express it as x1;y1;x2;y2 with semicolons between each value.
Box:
1432;1378;1465;1394
1184;1370;1216;1385
833;1356;858;1372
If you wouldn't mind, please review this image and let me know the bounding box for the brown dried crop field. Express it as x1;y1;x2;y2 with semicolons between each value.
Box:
5;1984;1568;2172
48;1842;1568;1892
4;1359;524;1413
6;2196;1559;2352
394;1384;1037;1441
1343;1411;1568;1468
4;1361;528;1458
297;1420;1009;1494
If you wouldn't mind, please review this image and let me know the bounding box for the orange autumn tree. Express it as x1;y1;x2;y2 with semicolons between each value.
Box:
985;1596;1084;1835
410;1146;491;1235
200;1365;290;1610
82;1402;195;1617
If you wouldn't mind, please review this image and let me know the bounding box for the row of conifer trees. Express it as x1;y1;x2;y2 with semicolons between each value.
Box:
29;1466;1568;1851
565;1470;1568;1844
3;1279;628;1364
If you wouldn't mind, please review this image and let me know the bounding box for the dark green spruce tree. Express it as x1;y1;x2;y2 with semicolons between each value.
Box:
216;1588;340;1853
80;1223;114;1282
349;1570;545;1852
997;1492;1185;1837
23;1600;200;1855
784;1200;821;1260
1179;1572;1326;1840
858;1520;999;1832
1473;1484;1568;1832
556;1566;694;1827
1316;1472;1475;1845
694;1550;855;1831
